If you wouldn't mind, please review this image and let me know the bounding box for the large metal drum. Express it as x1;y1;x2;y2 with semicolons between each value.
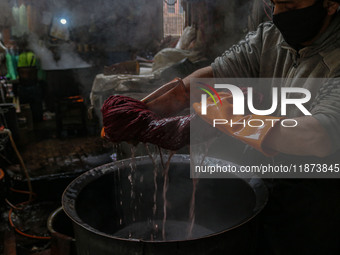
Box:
62;155;268;255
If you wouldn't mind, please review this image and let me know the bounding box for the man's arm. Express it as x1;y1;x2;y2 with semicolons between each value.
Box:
143;66;214;117
182;66;214;102
264;116;333;158
183;66;214;89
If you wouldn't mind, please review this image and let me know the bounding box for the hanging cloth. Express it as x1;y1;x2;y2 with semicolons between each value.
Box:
6;52;17;80
19;4;28;35
11;5;20;37
18;51;36;68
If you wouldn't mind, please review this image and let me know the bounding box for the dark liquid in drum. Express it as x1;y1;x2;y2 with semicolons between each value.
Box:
113;220;214;241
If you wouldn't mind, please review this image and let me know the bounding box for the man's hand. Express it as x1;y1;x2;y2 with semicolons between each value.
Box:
193;92;281;157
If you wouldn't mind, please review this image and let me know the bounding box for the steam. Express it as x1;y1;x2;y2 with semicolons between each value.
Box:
208;0;268;57
28;34;91;70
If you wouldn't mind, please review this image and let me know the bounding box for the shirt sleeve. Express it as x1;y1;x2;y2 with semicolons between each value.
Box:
311;79;340;151
211;22;275;78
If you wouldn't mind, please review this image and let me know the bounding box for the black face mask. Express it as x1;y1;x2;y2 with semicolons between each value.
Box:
272;0;327;50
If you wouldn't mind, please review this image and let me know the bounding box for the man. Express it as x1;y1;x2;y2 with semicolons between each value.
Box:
145;0;340;159
145;1;340;253
103;0;340;253
147;0;340;254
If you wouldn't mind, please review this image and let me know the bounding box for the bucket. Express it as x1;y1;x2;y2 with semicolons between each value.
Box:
62;155;268;255
47;207;77;255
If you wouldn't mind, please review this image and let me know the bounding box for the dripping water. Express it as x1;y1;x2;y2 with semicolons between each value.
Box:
187;139;215;238
145;143;160;240
128;145;137;223
161;149;175;240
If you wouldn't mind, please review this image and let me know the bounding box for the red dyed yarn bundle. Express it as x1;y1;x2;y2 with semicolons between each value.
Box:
101;95;193;150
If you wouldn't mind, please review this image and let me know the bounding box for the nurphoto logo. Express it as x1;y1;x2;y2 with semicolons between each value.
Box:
199;83;312;128
200;84;312;116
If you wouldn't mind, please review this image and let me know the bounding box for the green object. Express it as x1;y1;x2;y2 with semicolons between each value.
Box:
18;51;36;67
37;68;46;81
6;52;17;80
12;54;18;78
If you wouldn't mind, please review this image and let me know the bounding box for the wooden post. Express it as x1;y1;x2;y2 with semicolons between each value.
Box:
3;229;16;255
